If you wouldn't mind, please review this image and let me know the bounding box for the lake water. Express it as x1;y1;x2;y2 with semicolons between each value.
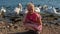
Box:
0;0;60;10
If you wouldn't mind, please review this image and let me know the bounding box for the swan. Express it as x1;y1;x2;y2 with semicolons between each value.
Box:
52;7;60;16
14;3;22;15
20;8;28;15
53;7;60;14
47;7;60;14
1;7;6;13
35;7;40;13
42;6;60;16
0;7;6;17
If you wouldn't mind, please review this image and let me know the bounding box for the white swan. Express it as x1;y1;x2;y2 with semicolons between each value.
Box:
0;7;6;17
53;7;60;14
35;7;40;13
20;8;28;14
14;3;22;15
52;7;60;16
1;7;6;13
42;6;60;16
47;7;60;14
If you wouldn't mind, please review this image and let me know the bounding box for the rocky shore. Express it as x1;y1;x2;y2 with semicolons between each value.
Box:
0;14;60;34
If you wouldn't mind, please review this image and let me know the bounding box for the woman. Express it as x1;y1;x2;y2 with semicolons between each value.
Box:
23;3;42;34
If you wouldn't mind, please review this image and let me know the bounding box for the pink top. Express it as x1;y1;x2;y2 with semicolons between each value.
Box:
24;12;42;31
25;12;42;25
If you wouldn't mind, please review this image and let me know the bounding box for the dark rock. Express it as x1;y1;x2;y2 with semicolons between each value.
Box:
20;14;23;16
49;15;54;17
55;8;59;10
14;26;18;29
54;18;58;20
54;23;59;26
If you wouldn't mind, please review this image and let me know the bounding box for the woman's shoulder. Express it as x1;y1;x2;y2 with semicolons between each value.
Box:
34;12;41;16
34;12;42;19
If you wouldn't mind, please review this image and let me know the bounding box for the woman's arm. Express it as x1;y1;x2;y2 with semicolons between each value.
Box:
37;14;42;25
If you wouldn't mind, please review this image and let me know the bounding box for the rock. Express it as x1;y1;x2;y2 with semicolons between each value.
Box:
54;18;58;20
9;23;13;26
54;23;59;26
14;26;18;29
13;24;18;29
7;26;10;28
0;32;3;34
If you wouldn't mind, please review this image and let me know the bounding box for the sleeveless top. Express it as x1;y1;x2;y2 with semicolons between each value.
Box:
25;12;42;25
24;12;42;31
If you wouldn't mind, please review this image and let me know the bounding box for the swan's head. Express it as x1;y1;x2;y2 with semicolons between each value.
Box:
18;3;22;8
43;5;48;10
